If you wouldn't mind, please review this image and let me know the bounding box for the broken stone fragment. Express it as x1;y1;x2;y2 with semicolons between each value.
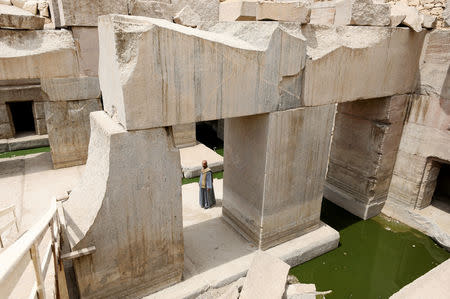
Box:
286;274;300;285
173;5;201;28
219;0;257;21
335;0;390;26
256;0;311;23
443;0;450;27
22;0;37;14
37;0;48;17
283;283;316;299
0;3;45;29
390;1;423;32
421;13;437;28
129;0;173;20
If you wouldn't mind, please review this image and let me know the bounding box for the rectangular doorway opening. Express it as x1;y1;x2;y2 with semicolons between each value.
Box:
431;163;450;213
7;101;36;138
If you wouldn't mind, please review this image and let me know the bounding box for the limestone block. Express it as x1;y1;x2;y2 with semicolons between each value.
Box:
173;0;220;22
335;0;390;26
22;0;37;15
129;0;173;20
0;103;8;123
44;99;101;169
421;13;437;28
284;283;316;299
0;3;45;29
0;122;13;138
64;111;183;298
72;27;99;77
41;77;101;101
407;95;450;131
444;0;450;26
390;1;423;32
98;15;306;130
57;0;128;26
219;0;257;21
310;1;336;25
34;117;47;134
11;0;26;8
256;0;311;23
47;0;60;27
301;25;426;106
417;29;450;99
240;251;290;299
37;0;49;17
0;29;78;80
325;96;408;219
0;0;11;5
174;5;201;28
0;84;43;103
223;105;335;249
32;101;45;119
172;122;196;148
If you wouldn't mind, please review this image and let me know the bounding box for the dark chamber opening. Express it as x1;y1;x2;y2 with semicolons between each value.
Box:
433;163;450;204
196;121;223;150
8;101;35;136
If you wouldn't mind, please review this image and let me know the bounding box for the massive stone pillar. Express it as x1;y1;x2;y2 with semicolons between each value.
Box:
223;104;336;250
172;123;196;148
324;95;408;219
63;111;183;298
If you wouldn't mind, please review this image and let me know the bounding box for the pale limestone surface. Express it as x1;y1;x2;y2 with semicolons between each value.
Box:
0;83;42;103
325;96;408;219
180;143;223;178
256;0;311;23
0;3;44;29
422;14;437;28
40;76;100;101
63;111;183;298
310;1;336;25
240;251;290;299
390;1;423;32
302;25;426;106
44;99;101;169
219;0;257;21
57;0;128;26
172;122;196;148
335;0;390;26
0;29;78;80
98;15;305;130
173;5;201;27
0;133;49;152
224;105;335;249
390;258;450;298
72;27;99;77
129;0;173;20
283;283;316;299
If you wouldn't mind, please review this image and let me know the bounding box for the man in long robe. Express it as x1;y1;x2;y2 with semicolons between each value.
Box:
199;160;216;209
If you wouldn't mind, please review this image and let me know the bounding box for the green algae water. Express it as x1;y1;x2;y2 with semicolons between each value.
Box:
290;199;450;299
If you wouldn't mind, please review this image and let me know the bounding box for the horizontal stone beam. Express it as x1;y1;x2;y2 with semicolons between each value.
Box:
98;15;306;130
0;29;79;80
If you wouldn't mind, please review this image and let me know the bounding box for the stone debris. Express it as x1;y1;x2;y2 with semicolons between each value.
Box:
37;0;48;17
219;0;257;21
240;251;290;299
390;1;423;31
283;283;316;299
421;13;437;28
174;5;201;28
0;3;45;29
286;275;300;285
256;0;312;23
335;0;391;26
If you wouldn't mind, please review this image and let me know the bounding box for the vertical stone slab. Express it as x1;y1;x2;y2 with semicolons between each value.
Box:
44;99;101;168
324;95;408;219
32;101;47;135
223;105;336;249
63;111;183;298
172;123;196;148
0;103;14;138
72;27;99;77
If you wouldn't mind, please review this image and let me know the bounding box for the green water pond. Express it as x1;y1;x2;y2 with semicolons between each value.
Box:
290;199;450;299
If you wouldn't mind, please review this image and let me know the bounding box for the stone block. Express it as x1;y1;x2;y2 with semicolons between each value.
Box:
390;2;423;32
302;25;426;106
421;14;437;28
41;77;101;101
174;5;201;28
325;96;408;219
47;0;60;27
172;123;196;148
0;3;45;29
219;0;257;21
256;0;311;23
407;95;450;130
129;0;173;20
44;99;101;169
57;0;128;26
284;283;317;299
0;122;13;138
34;117;47;134
223;105;335;249
310;1;336;25
417;29;450;99
0;29;78;80
0;84;43;104
72;27;99;77
32;101;45;118
173;0;220;22
240;251;290;299
335;0;390;26
63;111;183;298
0;103;9;123
98;15;306;130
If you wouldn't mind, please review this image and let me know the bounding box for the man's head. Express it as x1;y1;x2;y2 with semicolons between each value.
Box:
202;160;208;168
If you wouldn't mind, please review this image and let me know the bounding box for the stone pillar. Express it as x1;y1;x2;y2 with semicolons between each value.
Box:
63;111;183;298
223;105;336;250
0;103;14;139
324;95;408;219
32;101;47;135
172;123;196;148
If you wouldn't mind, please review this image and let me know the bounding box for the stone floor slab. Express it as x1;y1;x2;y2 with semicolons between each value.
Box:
180;143;224;178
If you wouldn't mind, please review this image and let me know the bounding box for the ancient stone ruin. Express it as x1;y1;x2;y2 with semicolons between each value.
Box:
0;0;449;298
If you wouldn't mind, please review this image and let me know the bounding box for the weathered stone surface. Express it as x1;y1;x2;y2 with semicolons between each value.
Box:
0;29;78;80
129;0;173;20
37;0;49;17
57;0;128;26
47;0;60;27
324;96;408;219
390;258;450;298
417;29;450;99
174;0;220;22
219;0;257;21
301;25;426;106
41;77;100;101
240;251;290;299
421;13;437;28
34;117;46;134
0;3;45;29
283;283;316;299
0;103;13;138
174;5;201;28
335;0;390;26
32;100;44;118
256;0;311;23
0;0;11;5
98;15;305;130
64;111;183;298
444;0;450;27
22;0;37;14
310;1;336;25
223;105;335;249
44;99;101;168
390;1;423;32
0;84;42;103
72;27;99;77
172;122;196;148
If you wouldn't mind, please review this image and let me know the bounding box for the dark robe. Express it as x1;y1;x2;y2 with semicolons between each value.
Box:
199;167;216;208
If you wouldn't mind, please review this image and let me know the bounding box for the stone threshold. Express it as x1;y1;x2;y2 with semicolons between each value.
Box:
0;133;49;153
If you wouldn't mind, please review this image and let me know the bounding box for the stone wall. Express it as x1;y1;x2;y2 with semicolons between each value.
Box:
386;0;448;27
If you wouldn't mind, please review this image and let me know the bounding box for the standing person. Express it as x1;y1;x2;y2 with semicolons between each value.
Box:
199;160;216;209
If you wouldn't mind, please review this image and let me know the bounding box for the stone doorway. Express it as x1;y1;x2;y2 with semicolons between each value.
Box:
7;101;35;137
431;163;450;211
